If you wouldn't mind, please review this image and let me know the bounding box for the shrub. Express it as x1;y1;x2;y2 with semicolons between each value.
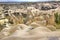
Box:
58;14;60;24
54;12;59;24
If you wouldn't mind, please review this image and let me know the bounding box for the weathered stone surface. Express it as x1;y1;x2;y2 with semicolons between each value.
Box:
0;2;60;40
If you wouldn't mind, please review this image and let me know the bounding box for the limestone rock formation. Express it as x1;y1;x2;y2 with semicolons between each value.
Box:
0;2;60;40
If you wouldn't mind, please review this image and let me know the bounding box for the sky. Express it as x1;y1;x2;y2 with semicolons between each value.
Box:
0;0;59;2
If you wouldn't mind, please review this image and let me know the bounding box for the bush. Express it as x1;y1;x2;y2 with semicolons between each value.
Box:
54;12;60;29
58;14;60;24
54;12;58;24
54;12;60;24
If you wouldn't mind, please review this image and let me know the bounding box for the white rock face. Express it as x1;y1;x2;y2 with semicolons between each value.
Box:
0;23;60;40
0;23;51;39
1;27;60;40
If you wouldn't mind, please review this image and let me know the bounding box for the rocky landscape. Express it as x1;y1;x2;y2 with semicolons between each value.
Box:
0;2;60;40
